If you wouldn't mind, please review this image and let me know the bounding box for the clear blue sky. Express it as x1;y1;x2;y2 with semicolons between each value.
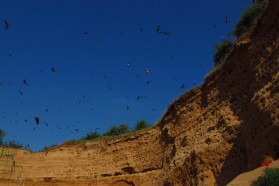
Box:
0;0;252;151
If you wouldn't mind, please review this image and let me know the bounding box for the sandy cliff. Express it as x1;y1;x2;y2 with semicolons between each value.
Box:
1;0;278;185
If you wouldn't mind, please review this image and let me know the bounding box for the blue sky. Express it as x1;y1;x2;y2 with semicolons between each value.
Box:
0;0;252;151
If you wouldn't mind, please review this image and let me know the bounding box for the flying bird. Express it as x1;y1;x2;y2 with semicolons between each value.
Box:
51;67;56;73
23;79;28;86
83;31;89;35
34;116;40;125
107;85;113;90
180;84;187;90
19;91;23;95
4;20;9;30
225;16;229;23
156;25;171;35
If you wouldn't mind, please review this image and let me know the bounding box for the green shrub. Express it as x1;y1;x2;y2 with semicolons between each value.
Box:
4;140;24;149
82;131;100;140
104;124;131;136
213;38;233;66
135;119;150;131
252;168;279;186
0;129;5;145
233;1;267;38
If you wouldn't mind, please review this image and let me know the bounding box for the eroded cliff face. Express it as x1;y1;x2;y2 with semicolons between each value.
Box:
1;0;278;185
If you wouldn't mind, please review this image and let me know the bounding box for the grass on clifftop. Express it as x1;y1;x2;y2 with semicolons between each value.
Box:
41;119;152;151
232;0;268;38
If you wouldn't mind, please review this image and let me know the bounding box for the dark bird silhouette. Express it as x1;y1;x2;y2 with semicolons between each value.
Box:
23;79;28;86
74;129;79;132
96;39;102;44
180;84;187;90
45;108;48;112
156;25;171;35
225;16;229;23
19;91;23;95
51;67;56;73
43;122;48;126
83;31;89;35
126;106;130;111
4;20;9;30
34;116;40;125
107;85;113;90
146;81;151;85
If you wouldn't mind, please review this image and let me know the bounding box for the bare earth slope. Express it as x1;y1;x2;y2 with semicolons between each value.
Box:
1;0;279;185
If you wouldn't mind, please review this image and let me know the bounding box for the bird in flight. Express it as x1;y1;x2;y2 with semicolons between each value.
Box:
225;16;229;23
34;116;40;125
51;67;56;73
156;25;171;35
180;84;187;90
4;20;9;30
23;79;28;86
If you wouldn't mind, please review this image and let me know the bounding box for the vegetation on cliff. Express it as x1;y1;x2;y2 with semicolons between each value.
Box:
213;0;267;66
232;0;268;38
252;168;279;186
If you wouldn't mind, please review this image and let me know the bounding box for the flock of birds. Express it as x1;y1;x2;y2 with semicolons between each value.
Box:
0;5;246;150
